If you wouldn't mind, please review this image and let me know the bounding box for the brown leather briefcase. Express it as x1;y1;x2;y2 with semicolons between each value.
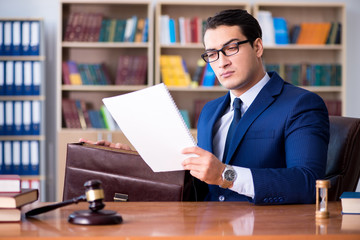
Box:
63;142;194;201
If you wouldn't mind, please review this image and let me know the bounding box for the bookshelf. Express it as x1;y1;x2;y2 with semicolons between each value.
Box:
0;18;45;199
253;3;346;116
155;1;251;131
56;0;153;200
55;1;347;200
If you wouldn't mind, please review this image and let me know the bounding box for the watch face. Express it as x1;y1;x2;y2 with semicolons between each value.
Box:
224;169;236;181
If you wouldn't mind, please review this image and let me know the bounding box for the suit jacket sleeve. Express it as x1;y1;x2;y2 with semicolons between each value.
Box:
251;91;329;204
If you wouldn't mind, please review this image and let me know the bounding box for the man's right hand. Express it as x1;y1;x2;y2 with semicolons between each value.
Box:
79;138;132;151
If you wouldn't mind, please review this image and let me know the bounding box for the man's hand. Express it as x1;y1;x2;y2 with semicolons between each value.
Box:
78;138;132;151
182;146;225;186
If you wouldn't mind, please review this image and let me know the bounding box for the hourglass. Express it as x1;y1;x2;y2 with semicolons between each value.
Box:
315;180;331;219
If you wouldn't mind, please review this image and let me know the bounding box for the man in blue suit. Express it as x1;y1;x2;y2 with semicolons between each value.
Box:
181;9;329;204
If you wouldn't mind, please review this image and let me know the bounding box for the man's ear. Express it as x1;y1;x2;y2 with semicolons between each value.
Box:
253;38;264;58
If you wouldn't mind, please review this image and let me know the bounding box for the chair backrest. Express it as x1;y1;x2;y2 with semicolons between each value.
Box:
326;116;360;201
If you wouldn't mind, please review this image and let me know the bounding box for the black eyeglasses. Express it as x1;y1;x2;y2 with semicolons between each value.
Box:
201;40;250;63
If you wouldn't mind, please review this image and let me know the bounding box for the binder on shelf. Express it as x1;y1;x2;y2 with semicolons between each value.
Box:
0;101;4;135
0;61;4;95
21;141;30;175
22;101;31;135
3;141;12;174
0;21;4;55
30;21;40;55
3;21;12;55
30;140;39;175
21;21;31;55
5;61;14;95
12;21;21;56
14;101;22;135
32;61;41;95
12;141;21;175
14;61;23;95
23;61;32;95
21;179;30;188
31;100;41;135
0;141;3;174
5;101;14;135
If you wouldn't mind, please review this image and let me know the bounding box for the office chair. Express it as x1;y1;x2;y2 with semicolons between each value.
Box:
326;116;360;201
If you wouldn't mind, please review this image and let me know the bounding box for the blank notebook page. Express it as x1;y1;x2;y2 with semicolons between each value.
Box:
102;83;196;172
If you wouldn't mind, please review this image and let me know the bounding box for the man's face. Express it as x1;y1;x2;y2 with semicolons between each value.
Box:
203;25;264;96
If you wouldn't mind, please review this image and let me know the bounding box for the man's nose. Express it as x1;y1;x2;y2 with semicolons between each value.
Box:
217;51;231;68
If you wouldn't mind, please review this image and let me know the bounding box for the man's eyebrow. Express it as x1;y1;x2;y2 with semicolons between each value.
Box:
205;38;240;51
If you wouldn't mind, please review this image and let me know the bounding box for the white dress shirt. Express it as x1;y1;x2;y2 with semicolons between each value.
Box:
213;73;271;198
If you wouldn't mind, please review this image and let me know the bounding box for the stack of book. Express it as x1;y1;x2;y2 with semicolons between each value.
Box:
62;61;112;85
160;55;191;87
62;99;119;130
257;11;341;45
191;59;219;87
160;15;205;45
63;12;148;43
265;63;342;87
0;175;39;222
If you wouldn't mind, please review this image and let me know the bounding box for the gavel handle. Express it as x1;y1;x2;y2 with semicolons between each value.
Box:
25;195;87;217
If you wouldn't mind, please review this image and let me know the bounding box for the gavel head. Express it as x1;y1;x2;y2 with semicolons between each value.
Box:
84;180;105;212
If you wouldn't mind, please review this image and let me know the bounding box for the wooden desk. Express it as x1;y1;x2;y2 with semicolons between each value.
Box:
1;201;359;239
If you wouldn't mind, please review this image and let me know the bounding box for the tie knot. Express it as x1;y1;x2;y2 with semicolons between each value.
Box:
233;98;242;110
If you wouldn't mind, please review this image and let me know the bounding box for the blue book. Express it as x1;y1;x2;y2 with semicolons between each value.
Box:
3;21;12;55
11;21;21;56
142;18;149;42
88;110;99;128
21;21;31;55
340;192;360;214
169;18;176;43
29;21;40;55
202;63;216;86
273;17;289;44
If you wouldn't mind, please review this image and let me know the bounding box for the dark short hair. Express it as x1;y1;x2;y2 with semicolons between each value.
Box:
204;9;262;47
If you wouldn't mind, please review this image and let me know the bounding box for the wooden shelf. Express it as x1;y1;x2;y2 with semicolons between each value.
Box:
62;41;150;48
61;85;148;92
0;135;45;141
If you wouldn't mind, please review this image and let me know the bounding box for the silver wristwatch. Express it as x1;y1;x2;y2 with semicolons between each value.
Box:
220;165;237;189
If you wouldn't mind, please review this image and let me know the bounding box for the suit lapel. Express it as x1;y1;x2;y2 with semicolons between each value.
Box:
225;73;284;164
202;94;230;152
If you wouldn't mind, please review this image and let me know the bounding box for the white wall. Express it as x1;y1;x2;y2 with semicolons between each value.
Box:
1;0;359;200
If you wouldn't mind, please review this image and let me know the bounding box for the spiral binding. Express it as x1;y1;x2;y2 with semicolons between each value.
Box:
160;83;196;146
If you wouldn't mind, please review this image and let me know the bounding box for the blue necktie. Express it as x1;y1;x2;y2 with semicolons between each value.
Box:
222;98;242;162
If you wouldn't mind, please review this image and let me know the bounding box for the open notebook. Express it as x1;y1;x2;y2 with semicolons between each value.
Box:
102;83;196;172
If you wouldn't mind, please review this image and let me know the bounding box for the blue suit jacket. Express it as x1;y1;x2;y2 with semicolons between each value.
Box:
196;72;329;204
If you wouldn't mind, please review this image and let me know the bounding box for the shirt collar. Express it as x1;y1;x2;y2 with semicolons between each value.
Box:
229;73;271;112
